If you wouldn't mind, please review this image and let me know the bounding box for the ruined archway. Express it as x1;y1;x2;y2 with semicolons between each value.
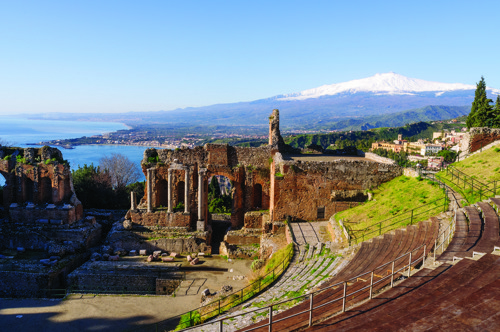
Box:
208;175;234;253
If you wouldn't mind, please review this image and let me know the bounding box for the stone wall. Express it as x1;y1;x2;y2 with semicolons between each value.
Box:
244;211;267;229
9;205;77;224
67;262;182;295
0;146;82;223
461;127;500;155
271;153;401;221
0;271;51;298
128;210;192;228
403;168;420;178
362;152;398;165
105;222;211;254
0;220;101;251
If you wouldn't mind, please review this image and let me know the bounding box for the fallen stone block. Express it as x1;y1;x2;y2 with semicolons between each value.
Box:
139;249;147;256
198;252;205;257
17;247;25;253
40;259;51;266
161;256;174;262
129;250;137;256
161;253;169;257
114;248;127;256
153;250;162;256
170;252;179;258
147;255;154;262
190;257;199;265
201;288;210;296
187;255;193;262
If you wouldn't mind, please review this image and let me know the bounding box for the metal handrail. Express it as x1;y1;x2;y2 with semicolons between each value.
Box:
180;244;427;331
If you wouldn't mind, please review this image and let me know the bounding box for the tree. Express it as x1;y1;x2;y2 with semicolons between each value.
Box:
99;153;141;189
493;95;500;128
437;149;457;162
466;76;493;128
208;176;221;201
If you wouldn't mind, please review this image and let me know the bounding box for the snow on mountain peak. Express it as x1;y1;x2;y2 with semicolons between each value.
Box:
279;72;499;101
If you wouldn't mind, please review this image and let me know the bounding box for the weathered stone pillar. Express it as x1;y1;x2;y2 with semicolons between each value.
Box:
130;191;137;210
184;167;190;214
197;168;207;231
167;168;173;213
147;168;153;212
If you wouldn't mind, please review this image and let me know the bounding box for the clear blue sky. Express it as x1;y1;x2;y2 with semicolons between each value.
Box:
1;0;499;115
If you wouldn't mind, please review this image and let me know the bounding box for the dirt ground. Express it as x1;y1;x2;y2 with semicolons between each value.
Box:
0;257;252;332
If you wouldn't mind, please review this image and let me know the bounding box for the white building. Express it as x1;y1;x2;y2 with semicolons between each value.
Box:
421;144;443;156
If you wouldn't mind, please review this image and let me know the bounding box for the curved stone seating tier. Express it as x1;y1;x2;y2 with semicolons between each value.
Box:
437;210;468;262
235;218;439;332
294;199;500;331
186;243;343;332
447;202;500;261
308;253;500;331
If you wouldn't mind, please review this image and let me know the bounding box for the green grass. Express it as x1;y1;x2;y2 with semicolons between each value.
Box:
452;147;500;183
264;243;293;273
336;175;445;243
433;147;500;205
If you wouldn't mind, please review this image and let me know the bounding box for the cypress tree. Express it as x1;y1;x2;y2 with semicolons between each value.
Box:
492;95;500;128
467;76;493;128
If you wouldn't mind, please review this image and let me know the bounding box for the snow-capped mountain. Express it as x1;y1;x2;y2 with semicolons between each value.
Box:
278;72;500;101
33;72;499;130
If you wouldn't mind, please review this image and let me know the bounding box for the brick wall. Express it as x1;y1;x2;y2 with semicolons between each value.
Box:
466;127;500;154
271;154;401;221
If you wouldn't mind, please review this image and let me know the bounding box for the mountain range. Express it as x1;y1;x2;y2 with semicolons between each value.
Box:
30;72;499;130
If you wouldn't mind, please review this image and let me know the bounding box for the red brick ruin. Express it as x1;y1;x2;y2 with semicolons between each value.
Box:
0;146;83;224
130;109;402;247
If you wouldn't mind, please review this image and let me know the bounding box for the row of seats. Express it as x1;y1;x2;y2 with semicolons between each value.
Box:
238;217;440;331
304;198;500;331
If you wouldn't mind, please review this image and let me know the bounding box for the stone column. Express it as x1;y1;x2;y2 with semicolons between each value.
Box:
130;191;137;210
184;167;190;214
197;168;207;231
147;168;153;212
167;168;173;213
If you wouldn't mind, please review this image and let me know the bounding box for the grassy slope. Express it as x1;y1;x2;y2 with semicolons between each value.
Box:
335;175;445;243
435;146;500;204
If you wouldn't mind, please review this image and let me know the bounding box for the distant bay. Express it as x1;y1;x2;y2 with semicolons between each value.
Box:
0;117;158;185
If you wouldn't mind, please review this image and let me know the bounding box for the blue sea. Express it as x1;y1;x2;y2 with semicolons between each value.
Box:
0;117;159;185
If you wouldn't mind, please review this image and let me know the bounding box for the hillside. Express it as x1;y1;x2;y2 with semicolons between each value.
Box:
285;120;464;150
435;145;500;204
336;175;445;244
